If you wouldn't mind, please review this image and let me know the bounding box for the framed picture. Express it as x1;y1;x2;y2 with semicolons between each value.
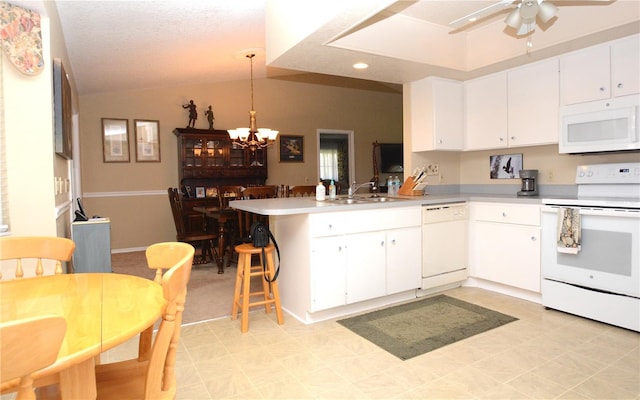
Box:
195;187;205;198
205;187;218;198
490;153;523;179
53;59;72;159
134;119;160;162
102;118;130;162
279;135;304;162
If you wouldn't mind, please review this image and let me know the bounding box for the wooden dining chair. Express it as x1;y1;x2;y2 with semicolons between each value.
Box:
137;241;195;362
289;185;318;197
236;186;277;240
94;242;195;400
0;236;75;280
0;316;67;400
167;187;217;265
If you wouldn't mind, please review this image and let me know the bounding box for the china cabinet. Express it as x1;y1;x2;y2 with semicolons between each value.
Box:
174;128;268;231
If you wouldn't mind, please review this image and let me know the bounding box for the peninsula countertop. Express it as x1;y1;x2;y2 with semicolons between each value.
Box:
229;193;549;216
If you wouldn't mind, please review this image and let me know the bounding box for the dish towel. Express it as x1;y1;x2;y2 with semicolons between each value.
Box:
557;208;581;254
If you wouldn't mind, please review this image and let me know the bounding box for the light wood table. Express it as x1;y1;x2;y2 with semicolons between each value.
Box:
0;273;166;399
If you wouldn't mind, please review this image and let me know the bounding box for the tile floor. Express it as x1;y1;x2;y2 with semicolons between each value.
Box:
100;286;639;400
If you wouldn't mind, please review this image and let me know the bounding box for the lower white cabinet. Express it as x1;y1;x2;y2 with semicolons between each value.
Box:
309;207;421;312
469;202;541;293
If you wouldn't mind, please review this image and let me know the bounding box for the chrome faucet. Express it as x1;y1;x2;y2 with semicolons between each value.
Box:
348;181;373;198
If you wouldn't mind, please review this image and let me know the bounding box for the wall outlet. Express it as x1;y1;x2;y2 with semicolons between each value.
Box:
426;164;439;176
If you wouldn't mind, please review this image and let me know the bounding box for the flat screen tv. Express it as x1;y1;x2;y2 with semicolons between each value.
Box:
380;143;403;173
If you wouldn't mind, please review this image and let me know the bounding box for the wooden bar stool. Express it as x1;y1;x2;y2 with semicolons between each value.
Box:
231;243;284;332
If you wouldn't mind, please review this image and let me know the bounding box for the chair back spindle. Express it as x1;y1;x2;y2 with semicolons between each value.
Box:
0;237;75;280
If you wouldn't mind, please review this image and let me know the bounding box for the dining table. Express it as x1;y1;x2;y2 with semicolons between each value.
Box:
193;206;237;274
0;273;166;399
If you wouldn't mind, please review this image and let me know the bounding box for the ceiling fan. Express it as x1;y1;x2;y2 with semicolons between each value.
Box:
450;0;610;36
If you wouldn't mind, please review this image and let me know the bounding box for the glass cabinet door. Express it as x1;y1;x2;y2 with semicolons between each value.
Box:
205;140;224;167
184;138;203;167
229;142;245;167
248;148;266;167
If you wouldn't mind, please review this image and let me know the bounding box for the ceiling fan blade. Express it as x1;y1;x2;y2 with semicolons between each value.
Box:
449;0;516;29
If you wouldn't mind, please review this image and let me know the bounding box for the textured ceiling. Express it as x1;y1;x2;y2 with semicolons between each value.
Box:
12;1;639;95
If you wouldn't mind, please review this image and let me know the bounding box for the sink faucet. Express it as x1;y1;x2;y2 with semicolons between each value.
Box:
348;181;373;198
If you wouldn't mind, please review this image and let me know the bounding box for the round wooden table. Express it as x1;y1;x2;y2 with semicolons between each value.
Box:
0;273;166;399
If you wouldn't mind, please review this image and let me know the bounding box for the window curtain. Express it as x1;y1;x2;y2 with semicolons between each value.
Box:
319;144;339;181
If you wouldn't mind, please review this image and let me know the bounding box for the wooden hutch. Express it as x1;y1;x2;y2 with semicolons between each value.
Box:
173;127;268;230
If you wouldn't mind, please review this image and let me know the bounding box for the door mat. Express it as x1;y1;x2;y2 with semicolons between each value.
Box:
337;295;518;360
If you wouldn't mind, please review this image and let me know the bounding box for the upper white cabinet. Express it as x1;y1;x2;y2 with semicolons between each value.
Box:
406;77;464;151
560;34;639;105
507;58;559;147
465;58;559;150
464;72;508;150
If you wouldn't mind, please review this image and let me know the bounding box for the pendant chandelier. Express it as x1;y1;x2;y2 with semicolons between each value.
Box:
227;53;278;150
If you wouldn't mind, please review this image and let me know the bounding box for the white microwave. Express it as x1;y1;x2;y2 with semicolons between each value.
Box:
560;94;639;154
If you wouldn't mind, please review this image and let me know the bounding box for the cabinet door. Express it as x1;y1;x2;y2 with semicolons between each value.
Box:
409;77;463;151
346;231;386;304
560;44;610;105
386;226;421;295
508;59;559;146
472;222;541;293
611;35;640;98
310;236;347;311
465;73;508;150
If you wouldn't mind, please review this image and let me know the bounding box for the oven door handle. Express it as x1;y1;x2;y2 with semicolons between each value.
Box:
542;205;640;218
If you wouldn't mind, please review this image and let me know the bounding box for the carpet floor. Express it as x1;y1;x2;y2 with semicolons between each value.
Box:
338;294;518;360
111;251;237;325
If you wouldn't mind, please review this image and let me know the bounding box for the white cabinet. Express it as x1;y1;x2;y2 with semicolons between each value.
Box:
407;77;464;151
507;58;559;147
387;226;422;294
310;235;347;311
308;207;421;312
469;202;541;293
465;72;508;150
560;34;639;105
465;59;559;150
346;231;386;304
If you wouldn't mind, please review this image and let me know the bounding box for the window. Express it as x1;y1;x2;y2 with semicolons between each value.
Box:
319;144;339;181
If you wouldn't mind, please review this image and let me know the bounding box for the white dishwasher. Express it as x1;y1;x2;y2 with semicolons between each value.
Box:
419;202;468;296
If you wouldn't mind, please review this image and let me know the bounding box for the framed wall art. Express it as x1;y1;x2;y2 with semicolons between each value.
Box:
489;153;523;179
279;135;304;162
53;59;72;159
134;119;160;162
102;118;130;162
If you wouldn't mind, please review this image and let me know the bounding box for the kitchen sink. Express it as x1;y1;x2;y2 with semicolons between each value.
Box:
324;198;369;204
364;196;407;202
318;195;408;205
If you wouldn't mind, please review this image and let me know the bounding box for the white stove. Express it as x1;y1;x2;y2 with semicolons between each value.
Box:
543;162;640;209
541;162;640;331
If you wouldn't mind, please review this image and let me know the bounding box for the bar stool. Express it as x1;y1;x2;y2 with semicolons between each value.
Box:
231;243;284;332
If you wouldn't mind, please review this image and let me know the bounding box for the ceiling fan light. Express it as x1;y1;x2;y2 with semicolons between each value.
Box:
517;22;535;35
538;1;558;23
505;8;522;29
519;0;539;19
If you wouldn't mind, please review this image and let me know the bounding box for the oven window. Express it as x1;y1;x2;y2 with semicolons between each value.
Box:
557;229;632;276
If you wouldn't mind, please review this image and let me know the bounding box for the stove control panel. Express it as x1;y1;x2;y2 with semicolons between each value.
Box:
576;162;640;185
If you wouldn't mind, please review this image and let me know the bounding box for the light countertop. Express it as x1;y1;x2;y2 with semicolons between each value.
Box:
229;193;550;216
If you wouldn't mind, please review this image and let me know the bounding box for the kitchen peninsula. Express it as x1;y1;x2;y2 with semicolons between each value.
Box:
230;194;468;323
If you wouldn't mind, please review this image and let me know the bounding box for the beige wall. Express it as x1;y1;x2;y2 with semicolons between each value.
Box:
79;78;402;250
411;145;640;187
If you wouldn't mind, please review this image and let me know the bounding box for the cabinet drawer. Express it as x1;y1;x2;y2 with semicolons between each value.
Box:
309;213;347;237
472;203;540;226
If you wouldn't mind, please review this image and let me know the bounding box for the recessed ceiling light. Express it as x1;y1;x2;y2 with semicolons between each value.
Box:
353;62;368;70
468;17;477;22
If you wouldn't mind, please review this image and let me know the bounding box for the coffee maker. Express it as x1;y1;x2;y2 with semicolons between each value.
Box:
518;169;538;196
